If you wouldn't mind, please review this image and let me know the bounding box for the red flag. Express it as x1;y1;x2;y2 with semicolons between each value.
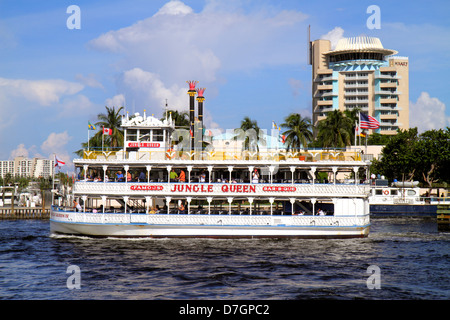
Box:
103;127;112;135
54;155;65;168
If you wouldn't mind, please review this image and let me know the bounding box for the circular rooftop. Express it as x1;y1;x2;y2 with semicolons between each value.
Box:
325;36;397;56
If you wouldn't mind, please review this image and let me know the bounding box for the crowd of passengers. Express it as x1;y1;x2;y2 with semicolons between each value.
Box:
76;167;347;184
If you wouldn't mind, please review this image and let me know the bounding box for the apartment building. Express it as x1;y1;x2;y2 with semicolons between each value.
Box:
0;157;54;179
310;36;409;135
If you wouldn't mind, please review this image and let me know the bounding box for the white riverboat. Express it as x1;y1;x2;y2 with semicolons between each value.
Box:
50;83;371;239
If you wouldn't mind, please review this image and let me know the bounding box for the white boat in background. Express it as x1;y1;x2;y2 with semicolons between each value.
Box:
368;180;446;216
50;82;371;239
0;186;19;207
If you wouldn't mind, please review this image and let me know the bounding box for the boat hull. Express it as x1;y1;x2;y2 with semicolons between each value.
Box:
370;204;437;217
50;210;370;239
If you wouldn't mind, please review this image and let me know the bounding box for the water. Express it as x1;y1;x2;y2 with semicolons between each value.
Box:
0;218;448;300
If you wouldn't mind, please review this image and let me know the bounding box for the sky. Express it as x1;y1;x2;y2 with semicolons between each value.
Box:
0;0;449;171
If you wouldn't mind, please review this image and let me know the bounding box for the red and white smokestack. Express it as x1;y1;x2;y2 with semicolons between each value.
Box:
187;80;198;151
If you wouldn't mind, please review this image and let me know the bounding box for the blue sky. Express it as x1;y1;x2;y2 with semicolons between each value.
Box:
0;0;449;169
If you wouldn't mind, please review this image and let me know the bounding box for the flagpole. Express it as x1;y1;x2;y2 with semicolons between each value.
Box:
358;112;361;147
52;154;55;206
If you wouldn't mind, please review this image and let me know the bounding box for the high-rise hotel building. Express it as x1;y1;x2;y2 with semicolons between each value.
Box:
310;36;409;134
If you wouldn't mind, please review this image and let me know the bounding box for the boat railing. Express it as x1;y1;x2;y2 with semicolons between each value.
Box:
82;149;363;162
72;181;371;197
51;207;370;227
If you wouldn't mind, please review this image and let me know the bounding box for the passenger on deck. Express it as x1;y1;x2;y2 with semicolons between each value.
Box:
116;171;124;182
178;169;186;183
252;169;259;183
138;171;146;182
178;202;185;214
170;169;178;182
73;200;82;212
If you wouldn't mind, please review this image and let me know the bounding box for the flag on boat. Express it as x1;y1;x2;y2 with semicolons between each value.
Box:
103;127;112;135
272;121;278;130
359;113;380;129
88;121;96;130
54;155;65;168
280;134;286;144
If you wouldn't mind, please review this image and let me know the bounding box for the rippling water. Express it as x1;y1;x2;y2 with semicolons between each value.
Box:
0;218;448;300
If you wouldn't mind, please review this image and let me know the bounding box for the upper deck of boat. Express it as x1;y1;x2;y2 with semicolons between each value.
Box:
75;149;367;168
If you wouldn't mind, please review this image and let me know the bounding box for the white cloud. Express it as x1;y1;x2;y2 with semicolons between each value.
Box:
41;131;72;156
153;0;193;17
0;77;83;107
9;144;30;159
89;0;308;118
105;94;126;108
320;26;344;50
75;73;104;89
115;67;187;114
410;92;450;132
59;94;97;118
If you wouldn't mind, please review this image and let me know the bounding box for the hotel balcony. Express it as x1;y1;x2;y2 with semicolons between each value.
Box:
379;98;398;104
315;106;334;113
316;84;333;90
345;99;369;104
343;75;369;80
379;82;398;88
375;74;401;80
344;91;369;96
345;105;368;111
375;90;401;95
344;83;368;88
316;99;333;106
314;75;337;82
380;113;398;120
314;91;337;98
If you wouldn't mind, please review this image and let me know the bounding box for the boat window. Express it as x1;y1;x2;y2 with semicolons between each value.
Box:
407;190;416;196
391;190;398;195
139;129;151;142
126;129;138;141
153;129;164;142
375;189;382;195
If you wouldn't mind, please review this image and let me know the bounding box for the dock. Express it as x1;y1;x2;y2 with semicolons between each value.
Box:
437;205;450;232
0;207;50;220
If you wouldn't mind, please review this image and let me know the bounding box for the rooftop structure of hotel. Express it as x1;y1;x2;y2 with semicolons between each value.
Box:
309;35;409;135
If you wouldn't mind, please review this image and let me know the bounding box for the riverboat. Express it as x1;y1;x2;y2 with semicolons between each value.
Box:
50;82;371;238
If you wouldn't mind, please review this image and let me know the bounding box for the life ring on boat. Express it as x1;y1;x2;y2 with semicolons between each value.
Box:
383;189;389;195
166;148;175;159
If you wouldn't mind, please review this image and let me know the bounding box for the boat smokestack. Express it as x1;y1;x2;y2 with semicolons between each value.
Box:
196;88;205;156
196;87;205;128
187;80;198;152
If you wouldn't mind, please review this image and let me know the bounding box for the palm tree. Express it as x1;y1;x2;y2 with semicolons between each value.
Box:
234;116;265;152
74;106;124;157
316;110;353;149
95;106;124;149
280;113;313;151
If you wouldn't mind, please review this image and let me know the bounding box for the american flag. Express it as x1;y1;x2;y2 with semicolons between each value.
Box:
360;113;380;129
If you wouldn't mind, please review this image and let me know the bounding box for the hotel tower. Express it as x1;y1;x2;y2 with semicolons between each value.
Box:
309;35;409;135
